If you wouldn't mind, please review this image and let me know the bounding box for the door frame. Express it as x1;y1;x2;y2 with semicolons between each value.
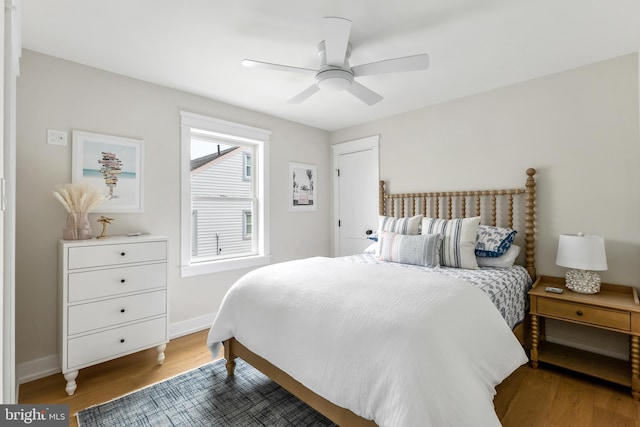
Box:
331;135;379;257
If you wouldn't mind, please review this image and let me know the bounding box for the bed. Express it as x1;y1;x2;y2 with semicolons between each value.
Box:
207;168;537;426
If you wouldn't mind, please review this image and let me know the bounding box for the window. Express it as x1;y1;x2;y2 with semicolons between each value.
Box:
180;112;271;276
242;210;252;239
243;151;252;181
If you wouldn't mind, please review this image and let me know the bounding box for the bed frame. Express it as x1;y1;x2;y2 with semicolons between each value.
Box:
223;167;537;426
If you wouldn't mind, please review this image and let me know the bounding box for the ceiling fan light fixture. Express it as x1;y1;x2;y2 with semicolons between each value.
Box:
315;68;353;91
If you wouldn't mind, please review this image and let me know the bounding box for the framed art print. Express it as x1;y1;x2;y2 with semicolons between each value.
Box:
72;130;144;213
289;162;317;212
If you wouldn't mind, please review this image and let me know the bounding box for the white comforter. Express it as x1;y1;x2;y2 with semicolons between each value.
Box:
207;257;528;427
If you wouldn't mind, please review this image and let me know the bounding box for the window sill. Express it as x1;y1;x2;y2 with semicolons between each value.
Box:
180;254;271;277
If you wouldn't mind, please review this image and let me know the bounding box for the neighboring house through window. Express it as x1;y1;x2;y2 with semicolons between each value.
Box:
180;112;271;276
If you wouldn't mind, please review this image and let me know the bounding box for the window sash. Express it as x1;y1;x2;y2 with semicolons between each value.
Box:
180;111;271;277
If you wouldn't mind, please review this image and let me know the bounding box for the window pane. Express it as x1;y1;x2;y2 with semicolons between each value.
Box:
191;198;254;260
190;134;255;261
191;142;252;199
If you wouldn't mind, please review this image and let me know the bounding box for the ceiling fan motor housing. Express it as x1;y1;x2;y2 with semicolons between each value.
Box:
315;68;354;91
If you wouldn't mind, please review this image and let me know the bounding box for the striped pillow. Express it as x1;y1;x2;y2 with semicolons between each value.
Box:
421;217;480;269
376;215;423;255
378;215;422;235
379;231;442;267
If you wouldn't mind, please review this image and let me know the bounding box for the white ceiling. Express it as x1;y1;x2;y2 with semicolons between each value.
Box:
21;0;640;131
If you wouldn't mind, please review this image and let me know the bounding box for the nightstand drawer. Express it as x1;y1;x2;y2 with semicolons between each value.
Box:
68;290;166;335
537;298;630;331
68;241;167;269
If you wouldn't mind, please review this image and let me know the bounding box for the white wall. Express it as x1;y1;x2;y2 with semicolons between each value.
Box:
332;53;640;359
15;50;331;379
332;53;640;286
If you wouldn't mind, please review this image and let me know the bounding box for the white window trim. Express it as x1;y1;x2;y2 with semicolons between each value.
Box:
180;111;271;277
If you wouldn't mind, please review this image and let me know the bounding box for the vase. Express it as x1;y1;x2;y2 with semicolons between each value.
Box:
63;212;92;240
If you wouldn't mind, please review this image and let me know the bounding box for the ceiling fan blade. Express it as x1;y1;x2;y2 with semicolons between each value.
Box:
351;54;430;77
347;81;383;106
323;17;352;67
242;59;316;75
287;85;321;104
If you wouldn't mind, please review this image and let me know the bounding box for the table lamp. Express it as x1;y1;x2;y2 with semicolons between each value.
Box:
555;233;607;294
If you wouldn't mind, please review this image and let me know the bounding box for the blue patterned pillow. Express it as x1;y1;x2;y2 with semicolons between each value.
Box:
379;231;442;267
475;225;517;258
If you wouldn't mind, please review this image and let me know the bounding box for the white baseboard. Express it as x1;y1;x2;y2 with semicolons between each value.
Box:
17;354;60;385
169;312;215;339
17;312;217;385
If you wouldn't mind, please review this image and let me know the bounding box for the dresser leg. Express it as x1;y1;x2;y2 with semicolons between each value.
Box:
64;371;78;396
156;344;166;365
631;336;640;400
530;314;539;368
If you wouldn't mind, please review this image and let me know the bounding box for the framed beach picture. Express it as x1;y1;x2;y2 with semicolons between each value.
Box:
72;131;144;213
288;162;317;212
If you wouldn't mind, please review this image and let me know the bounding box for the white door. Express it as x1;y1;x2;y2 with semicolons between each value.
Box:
333;136;379;257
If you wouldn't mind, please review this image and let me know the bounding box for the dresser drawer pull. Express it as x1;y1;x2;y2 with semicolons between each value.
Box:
120;279;126;284
576;310;583;316
120;339;125;343
120;308;126;313
120;252;126;256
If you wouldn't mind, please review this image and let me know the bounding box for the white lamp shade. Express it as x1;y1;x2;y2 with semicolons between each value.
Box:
556;234;608;271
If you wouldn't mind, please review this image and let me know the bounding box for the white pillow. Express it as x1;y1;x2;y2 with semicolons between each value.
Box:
376;215;423;254
477;245;521;268
421;216;481;269
379;231;442;267
363;243;377;254
378;215;422;235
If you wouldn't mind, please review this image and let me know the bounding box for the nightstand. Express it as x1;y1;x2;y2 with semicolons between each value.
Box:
529;276;640;400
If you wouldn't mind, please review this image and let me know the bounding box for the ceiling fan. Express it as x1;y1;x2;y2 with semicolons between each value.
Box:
242;17;430;106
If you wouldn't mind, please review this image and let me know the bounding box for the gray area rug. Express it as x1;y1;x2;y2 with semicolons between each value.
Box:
77;358;338;426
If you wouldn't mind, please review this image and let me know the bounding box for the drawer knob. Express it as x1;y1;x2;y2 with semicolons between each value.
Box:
120;279;126;284
576;310;583;316
120;339;125;343
120;308;126;313
120;252;126;256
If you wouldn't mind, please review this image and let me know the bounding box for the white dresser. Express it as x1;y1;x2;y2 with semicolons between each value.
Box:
58;235;169;395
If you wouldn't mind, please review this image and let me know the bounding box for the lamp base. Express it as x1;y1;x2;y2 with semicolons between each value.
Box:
565;269;601;294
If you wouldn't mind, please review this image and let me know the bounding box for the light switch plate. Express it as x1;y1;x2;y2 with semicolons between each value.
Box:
47;129;68;146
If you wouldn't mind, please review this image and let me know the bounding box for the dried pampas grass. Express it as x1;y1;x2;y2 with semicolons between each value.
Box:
53;182;106;213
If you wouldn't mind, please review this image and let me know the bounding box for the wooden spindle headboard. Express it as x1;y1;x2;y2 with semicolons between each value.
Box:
379;168;537;279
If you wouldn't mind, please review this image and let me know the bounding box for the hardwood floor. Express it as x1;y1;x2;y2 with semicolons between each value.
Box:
19;330;215;427
19;329;640;426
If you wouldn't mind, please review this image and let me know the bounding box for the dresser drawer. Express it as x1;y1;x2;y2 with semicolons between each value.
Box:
537;298;630;331
67;317;167;370
68;290;166;335
68;263;166;302
68;241;167;270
